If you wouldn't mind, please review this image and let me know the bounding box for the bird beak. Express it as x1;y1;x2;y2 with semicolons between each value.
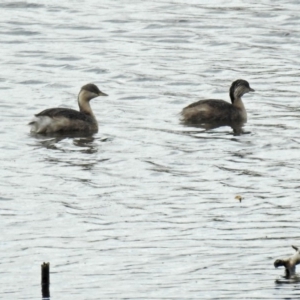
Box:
249;87;255;92
99;91;108;96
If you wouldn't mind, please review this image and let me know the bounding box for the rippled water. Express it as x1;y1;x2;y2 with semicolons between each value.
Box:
1;0;300;299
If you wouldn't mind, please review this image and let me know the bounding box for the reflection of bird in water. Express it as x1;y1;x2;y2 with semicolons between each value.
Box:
29;83;108;134
274;245;300;278
181;79;254;133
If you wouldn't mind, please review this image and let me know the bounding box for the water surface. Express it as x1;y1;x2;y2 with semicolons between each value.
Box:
1;0;300;299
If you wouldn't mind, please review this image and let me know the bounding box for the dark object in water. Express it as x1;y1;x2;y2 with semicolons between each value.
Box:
41;262;50;298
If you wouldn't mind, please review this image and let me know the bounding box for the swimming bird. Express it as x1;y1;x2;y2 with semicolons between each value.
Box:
181;79;254;131
29;83;108;133
274;245;300;278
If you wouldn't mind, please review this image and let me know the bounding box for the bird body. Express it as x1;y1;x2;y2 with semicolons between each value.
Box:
181;79;254;130
274;245;300;278
181;98;246;124
29;83;107;134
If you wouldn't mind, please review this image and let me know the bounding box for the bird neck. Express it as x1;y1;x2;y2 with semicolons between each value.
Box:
78;90;94;116
233;97;247;121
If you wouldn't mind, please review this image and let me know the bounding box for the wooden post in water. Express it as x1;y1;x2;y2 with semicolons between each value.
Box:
41;262;50;298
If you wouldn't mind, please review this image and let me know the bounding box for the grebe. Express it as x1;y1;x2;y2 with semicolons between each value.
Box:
181;79;254;130
274;245;300;278
29;83;108;133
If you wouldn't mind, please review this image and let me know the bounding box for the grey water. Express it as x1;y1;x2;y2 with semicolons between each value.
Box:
1;0;300;299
